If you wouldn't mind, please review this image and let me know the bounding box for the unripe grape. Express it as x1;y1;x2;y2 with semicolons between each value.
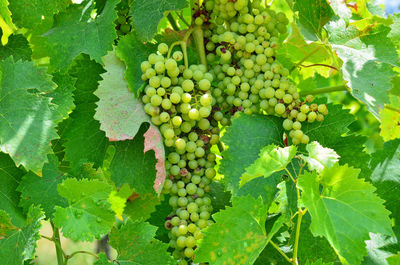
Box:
283;119;293;130
275;103;286;115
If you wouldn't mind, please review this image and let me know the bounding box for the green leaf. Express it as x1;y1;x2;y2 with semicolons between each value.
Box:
94;253;112;265
148;195;173;242
364;233;399;265
240;145;297;186
35;0;118;71
0;34;32;61
220;114;284;198
116;33;156;96
369;139;400;240
53;178;115;241
0;210;18;236
0;0;15;44
300;141;340;173
110;124;157;195
124;192;160;222
301;102;371;178
48;72;76;122
17;155;68;219
9;0;69;29
380;96;400;141
209;181;232;213
195;196;269;265
109;219;176;265
0;206;45;265
62;55;109;170
326;19;398;118
276;23;336;79
0;57;59;173
130;0;188;41
298;164;393;264
305;259;333;265
95;50;151;141
293;0;334;40
107;184;133;219
387;253;400;265
0;152;25;227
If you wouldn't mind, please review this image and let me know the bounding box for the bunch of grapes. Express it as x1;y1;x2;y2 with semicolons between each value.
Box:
203;0;328;144
140;43;219;264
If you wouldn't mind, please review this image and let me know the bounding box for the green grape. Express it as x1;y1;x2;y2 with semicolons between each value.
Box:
283;119;293;130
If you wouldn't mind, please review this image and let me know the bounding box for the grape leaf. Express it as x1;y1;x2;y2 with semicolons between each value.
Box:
0;57;59;173
298;164;393;265
148;195;173;243
0;206;45;265
107;184;133;219
110;124;157;195
388;14;400;45
48;72;76;122
380;96;400;141
241;145;297;186
124;192;160;222
305;260;333;265
369;139;400;240
195;196;269;265
301;102;371;178
116;32;156;96
300;141;340;173
0;0;15;44
363;233;399;265
293;0;334;40
387;253;400;265
0;210;18;236
220;114;284;199
325;19;398;118
62;55;109;171
53;178;115;241
130;0;188;41
95;50;152;141
94;253;112;265
209;181;232;213
109;219;176;265
276;23;336;79
17;155;68;219
0;153;25;227
9;0;68;29
144;124;166;194
0;34;32;61
35;0;118;72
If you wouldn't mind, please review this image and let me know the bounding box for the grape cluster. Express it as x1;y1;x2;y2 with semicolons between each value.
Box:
140;43;218;264
203;0;328;144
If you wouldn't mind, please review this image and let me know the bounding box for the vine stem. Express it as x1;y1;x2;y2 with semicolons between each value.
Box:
51;222;65;265
270;241;292;264
192;26;208;69
299;85;348;97
292;209;307;265
166;13;180;31
385;105;400;113
66;250;98;260
290;47;321;72
300;63;338;71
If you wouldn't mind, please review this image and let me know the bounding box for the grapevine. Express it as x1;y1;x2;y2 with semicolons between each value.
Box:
0;0;399;265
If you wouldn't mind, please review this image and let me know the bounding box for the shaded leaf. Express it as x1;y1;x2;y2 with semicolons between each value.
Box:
131;0;188;41
109;219;176;264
